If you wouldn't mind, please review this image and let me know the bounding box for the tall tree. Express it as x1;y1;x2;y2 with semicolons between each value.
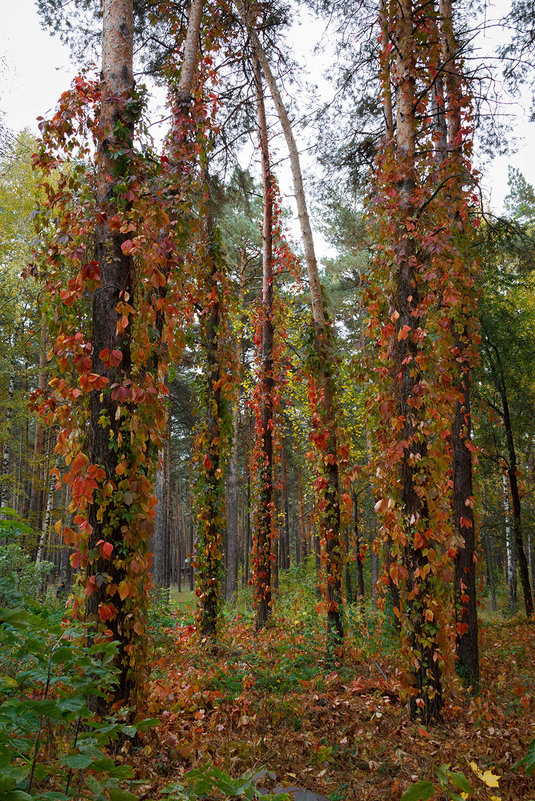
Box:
85;0;143;705
435;0;480;686
251;53;275;630
236;0;345;649
368;0;482;722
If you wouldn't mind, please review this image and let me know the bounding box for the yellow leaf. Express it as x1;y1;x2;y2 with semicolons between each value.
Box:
481;770;500;788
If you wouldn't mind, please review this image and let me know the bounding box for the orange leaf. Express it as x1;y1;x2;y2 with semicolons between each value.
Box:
101;541;113;560
118;580;130;601
98;603;114;622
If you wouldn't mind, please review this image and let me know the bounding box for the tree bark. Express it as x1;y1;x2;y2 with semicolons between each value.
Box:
196;200;227;639
384;0;442;722
86;0;138;706
352;492;365;604
487;337;533;617
253;53;274;630
237;1;344;647
452;370;479;685
436;0;480;686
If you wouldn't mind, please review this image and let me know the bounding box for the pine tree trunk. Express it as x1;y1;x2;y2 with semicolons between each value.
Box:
452;372;479;685
152;460;166;587
253;53;274;630
86;0;138;706
238;3;343;647
226;396;240;602
353;492;365;603
196;202;226;638
1;371;15;513
494;350;533;616
29;323;48;531
388;0;442;721
435;0;480;682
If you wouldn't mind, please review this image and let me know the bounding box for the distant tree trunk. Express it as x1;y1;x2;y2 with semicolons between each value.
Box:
1;371;15;512
297;464;306;563
242;413;252;588
29;326;48;531
482;528;497;612
152;458;166;587
488;338;533;617
371;545;379;608
452;371;479;685
189;501;194;592
344;526;353;602
36;472;55;563
281;448;290;570
503;473;517;610
226;397;240;602
226;249;246;603
353;492;365;604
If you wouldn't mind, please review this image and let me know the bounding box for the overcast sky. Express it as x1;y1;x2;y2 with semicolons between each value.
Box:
2;0;535;219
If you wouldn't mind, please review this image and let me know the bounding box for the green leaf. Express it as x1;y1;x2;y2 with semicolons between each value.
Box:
0;766;28;790
50;647;74;664
90;758;115;772
108;790;139;801
401;781;435;801
62;753;94;770
0;677;18;689
57;696;86;713
214;774;241;796
0;792;33;801
133;718;159;732
0;608;30;628
0;773;16;792
448;771;471;793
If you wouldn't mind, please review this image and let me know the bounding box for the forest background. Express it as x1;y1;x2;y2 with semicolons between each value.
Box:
1;0;535;800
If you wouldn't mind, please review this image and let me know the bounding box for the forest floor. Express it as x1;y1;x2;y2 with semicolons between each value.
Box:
130;584;535;801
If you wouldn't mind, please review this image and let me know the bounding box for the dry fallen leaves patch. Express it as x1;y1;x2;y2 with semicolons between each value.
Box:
132;612;535;800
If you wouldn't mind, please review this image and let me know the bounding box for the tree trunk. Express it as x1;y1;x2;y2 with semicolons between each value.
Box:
1;371;15;513
196;200;227;639
86;0;139;707
253;53;274;630
226;392;240;603
380;0;442;722
435;0;480;683
353;492;365;604
452;371;479;685
237;2;343;647
491;341;533;617
281;447;290;570
482;528;497;612
152;459;166;587
28;325;48;531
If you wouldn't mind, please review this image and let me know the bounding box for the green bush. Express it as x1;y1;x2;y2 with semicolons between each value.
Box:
0;511;157;800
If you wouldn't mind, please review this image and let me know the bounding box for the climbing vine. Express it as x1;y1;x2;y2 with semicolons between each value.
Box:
248;181;298;624
30;14;207;699
365;0;480;721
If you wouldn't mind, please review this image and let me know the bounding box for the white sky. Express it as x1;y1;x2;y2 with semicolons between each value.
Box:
2;0;535;222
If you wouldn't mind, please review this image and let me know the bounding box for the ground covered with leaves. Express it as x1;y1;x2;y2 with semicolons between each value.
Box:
134;580;535;801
